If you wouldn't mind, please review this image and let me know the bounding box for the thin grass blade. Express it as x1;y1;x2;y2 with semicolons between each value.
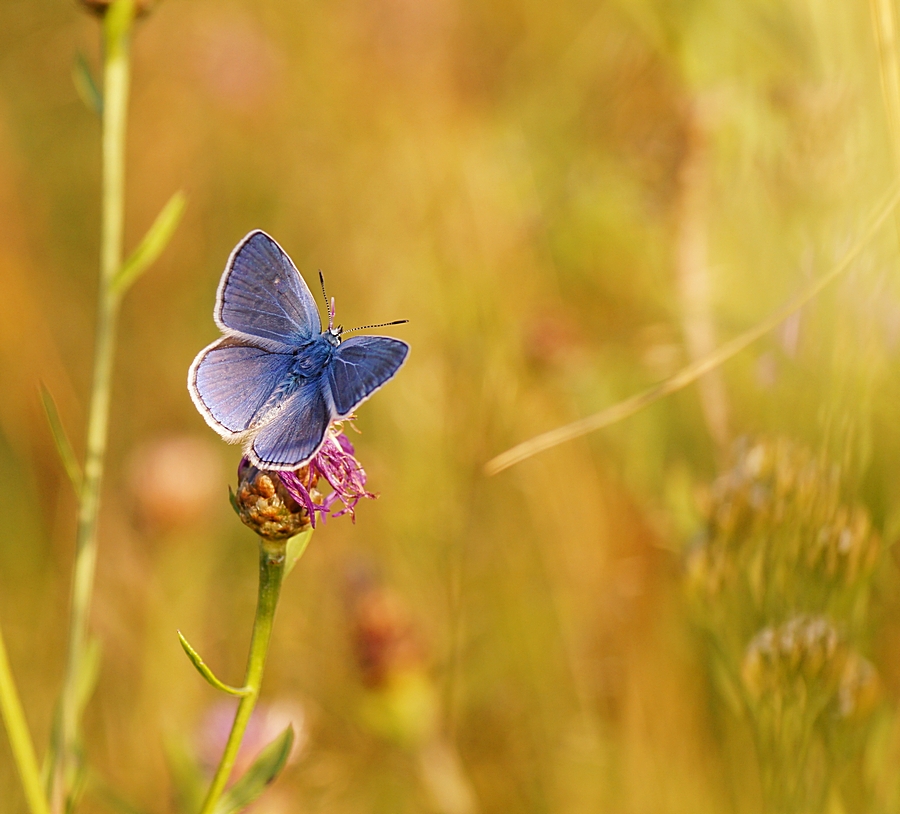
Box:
72;53;102;116
111;191;187;295
39;384;83;492
0;622;50;814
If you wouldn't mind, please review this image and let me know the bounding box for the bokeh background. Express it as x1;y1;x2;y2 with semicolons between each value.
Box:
3;0;900;812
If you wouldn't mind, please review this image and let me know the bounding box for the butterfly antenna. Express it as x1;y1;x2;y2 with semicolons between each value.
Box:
342;319;409;336
318;270;334;329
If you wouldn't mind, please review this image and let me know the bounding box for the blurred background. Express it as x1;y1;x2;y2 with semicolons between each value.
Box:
3;0;900;811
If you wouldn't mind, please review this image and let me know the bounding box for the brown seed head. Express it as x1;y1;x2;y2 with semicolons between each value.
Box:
233;459;318;540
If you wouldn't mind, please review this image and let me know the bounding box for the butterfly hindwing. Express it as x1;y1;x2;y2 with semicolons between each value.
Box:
327;336;410;417
215;230;321;343
189;336;295;438
250;379;333;469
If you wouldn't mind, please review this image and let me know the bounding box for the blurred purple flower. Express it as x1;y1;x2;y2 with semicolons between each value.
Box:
278;422;376;527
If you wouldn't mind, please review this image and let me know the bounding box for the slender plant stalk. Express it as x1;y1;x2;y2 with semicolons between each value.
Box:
51;2;134;810
0;624;50;814
198;539;287;814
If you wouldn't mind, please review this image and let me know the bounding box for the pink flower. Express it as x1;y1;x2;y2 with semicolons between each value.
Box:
277;422;376;527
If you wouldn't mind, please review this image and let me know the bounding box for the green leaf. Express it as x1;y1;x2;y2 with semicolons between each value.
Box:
212;725;294;814
40;384;83;492
177;632;250;697
72;53;102;116
111;191;187;295
283;529;313;579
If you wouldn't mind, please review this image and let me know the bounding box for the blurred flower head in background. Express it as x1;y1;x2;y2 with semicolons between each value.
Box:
686;436;887;811
128;435;224;534
345;562;438;748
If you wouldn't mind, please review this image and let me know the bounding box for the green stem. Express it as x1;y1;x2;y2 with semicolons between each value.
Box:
0;623;51;814
51;2;133;811
198;539;287;814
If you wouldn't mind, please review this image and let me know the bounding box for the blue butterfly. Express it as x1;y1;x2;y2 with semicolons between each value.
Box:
188;230;409;470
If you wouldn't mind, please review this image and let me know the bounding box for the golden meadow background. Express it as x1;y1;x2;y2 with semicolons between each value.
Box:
4;0;900;811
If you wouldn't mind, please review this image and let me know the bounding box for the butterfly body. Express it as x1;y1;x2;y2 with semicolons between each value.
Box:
290;335;335;378
189;231;409;470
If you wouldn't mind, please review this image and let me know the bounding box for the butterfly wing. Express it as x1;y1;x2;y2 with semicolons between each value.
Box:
215;230;321;343
327;336;410;417
189;336;294;439
248;379;332;469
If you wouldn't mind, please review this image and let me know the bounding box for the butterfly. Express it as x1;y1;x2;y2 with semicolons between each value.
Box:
188;230;409;470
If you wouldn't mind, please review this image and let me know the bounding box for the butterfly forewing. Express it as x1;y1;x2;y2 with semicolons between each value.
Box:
250;381;332;469
327;336;410;417
216;231;321;343
189;337;294;437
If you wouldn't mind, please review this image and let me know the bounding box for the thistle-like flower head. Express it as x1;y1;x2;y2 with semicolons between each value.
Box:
234;421;376;538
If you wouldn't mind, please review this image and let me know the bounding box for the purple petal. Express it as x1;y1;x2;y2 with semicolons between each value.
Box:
274;426;376;526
